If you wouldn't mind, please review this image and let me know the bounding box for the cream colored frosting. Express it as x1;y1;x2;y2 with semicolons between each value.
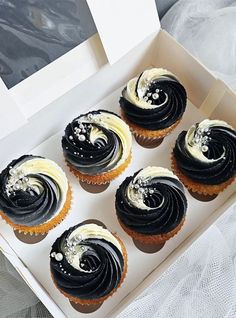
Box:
185;119;232;163
9;157;68;219
78;111;132;167
65;224;122;272
125;68;175;109
126;167;178;211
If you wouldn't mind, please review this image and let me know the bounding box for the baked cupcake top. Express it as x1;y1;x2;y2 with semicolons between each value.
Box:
50;223;125;300
116;167;187;235
0;155;68;226
173;119;236;184
62;110;132;175
120;68;187;130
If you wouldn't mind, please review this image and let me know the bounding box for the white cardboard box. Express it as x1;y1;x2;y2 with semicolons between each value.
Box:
0;1;236;318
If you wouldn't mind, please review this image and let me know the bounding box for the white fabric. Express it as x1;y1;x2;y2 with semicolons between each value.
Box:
0;252;51;318
162;0;236;91
118;203;236;318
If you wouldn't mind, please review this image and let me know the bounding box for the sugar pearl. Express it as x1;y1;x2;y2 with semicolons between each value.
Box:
55;253;63;262
78;135;86;142
152;93;159;100
201;145;208;152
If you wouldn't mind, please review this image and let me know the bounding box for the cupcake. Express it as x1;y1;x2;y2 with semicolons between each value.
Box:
62;110;132;193
115;167;187;252
119;68;187;148
172;119;236;201
50;222;127;312
0;155;71;238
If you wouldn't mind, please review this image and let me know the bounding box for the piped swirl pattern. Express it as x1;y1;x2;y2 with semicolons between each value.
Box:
173;119;236;185
0;155;68;226
62;110;132;175
50;223;125;300
116;167;187;235
120;68;187;130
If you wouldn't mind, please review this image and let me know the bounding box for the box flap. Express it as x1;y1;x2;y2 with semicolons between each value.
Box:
0;79;27;140
87;0;160;64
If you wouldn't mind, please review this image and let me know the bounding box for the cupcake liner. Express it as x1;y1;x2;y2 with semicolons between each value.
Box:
121;110;181;140
118;217;185;245
51;233;128;305
171;154;236;195
13;230;48;244
69;301;103;313
0;184;72;235
134;134;164;148
67;152;132;185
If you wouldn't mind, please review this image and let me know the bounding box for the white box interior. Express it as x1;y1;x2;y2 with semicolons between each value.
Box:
0;31;236;318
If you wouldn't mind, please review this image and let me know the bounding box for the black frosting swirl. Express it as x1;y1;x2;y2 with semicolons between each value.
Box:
62;110;130;175
50;223;125;300
116;168;187;235
0;155;66;226
173;122;236;185
120;70;187;130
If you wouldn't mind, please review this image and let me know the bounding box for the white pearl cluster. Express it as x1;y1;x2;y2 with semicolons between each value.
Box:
5;167;35;197
51;252;63;261
192;126;211;153
143;88;160;104
141;86;169;108
63;234;92;272
73;123;88;142
51;252;72;275
129;177;155;200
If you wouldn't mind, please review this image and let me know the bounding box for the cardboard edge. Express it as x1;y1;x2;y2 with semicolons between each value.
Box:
87;0;160;65
0;78;27;140
9;33;107;119
153;30;217;108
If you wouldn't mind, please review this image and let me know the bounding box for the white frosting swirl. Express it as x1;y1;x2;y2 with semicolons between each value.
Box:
77;111;132;167
64;224;122;272
185;119;233;163
6;157;68;221
125;68;175;109
126;167;179;211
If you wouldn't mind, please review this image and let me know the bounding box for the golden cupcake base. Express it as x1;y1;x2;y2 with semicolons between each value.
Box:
118;217;185;249
171;155;236;199
67;152;132;185
121;110;181;143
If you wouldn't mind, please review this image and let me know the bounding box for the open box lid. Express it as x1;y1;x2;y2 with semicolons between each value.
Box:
0;0;160;141
87;0;160;64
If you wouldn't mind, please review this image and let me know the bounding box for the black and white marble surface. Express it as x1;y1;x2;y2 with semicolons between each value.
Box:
0;0;97;88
